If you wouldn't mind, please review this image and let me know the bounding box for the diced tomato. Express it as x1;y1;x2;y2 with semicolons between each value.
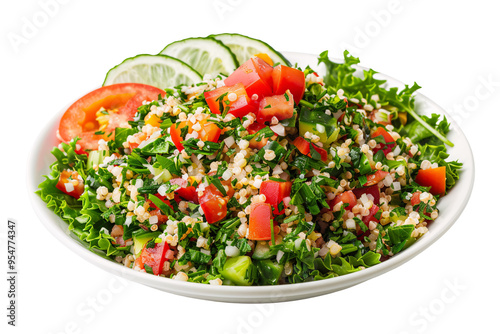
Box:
170;121;190;151
364;170;389;186
58;83;165;150
260;180;292;214
134;241;170;275
352;185;381;205
371;127;396;155
247;123;272;149
204;83;258;118
170;119;221;152
225;57;274;98
170;178;198;203
74;145;89;156
257;93;294;123
415;166;447;195
56;170;85;199
330;190;357;211
411;191;422;206
292;137;328;162
200;122;222;143
293;136;310;155
362;204;380;226
248;203;273;241
272;65;306;104
199;181;234;224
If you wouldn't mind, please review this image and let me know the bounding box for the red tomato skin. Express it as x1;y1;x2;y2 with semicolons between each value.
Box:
248;203;273;241
170;121;190;151
362;204;380;226
199;122;222;143
292;136;310;156
330;190;357;211
56;170;85;199
310;144;328;162
224;57;274;98
204;83;257;118
272;65;306;104
292;137;327;162
364;170;389;186
148;193;175;211
352;185;381;205
170;178;199;203
257;94;294;123
371;127;396;155
135;241;169;275
199;182;234;224
415;166;447;195
260;180;292;214
247;123;271;149
59;83;165;150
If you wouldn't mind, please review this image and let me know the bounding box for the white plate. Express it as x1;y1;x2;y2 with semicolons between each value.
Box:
27;52;475;303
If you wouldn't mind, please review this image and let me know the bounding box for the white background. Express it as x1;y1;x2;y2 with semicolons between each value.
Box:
1;0;498;333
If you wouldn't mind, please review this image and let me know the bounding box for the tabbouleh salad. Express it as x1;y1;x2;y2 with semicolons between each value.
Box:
37;35;461;286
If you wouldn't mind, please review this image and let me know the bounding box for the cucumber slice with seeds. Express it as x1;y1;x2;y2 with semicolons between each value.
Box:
210;33;291;66
103;54;202;89
159;37;238;76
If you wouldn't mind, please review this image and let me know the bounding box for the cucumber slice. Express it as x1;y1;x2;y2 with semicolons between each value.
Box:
103;54;202;89
159;37;238;76
210;33;291;66
221;256;255;286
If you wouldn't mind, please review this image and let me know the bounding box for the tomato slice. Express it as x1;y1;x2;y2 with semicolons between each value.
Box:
248;203;273;241
257;93;294;123
364;170;389;186
415;166;446;195
204;83;258;118
292;137;328;162
170;177;199;203
199;181;234;224
56;170;85;199
371;127;396;155
272;65;306;104
59;83;165;150
260;180;292;215
224;57;274;98
134;241;170;275
352;185;381;205
330;190;357;211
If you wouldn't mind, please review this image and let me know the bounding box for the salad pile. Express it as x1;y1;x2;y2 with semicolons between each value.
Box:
37;34;461;285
